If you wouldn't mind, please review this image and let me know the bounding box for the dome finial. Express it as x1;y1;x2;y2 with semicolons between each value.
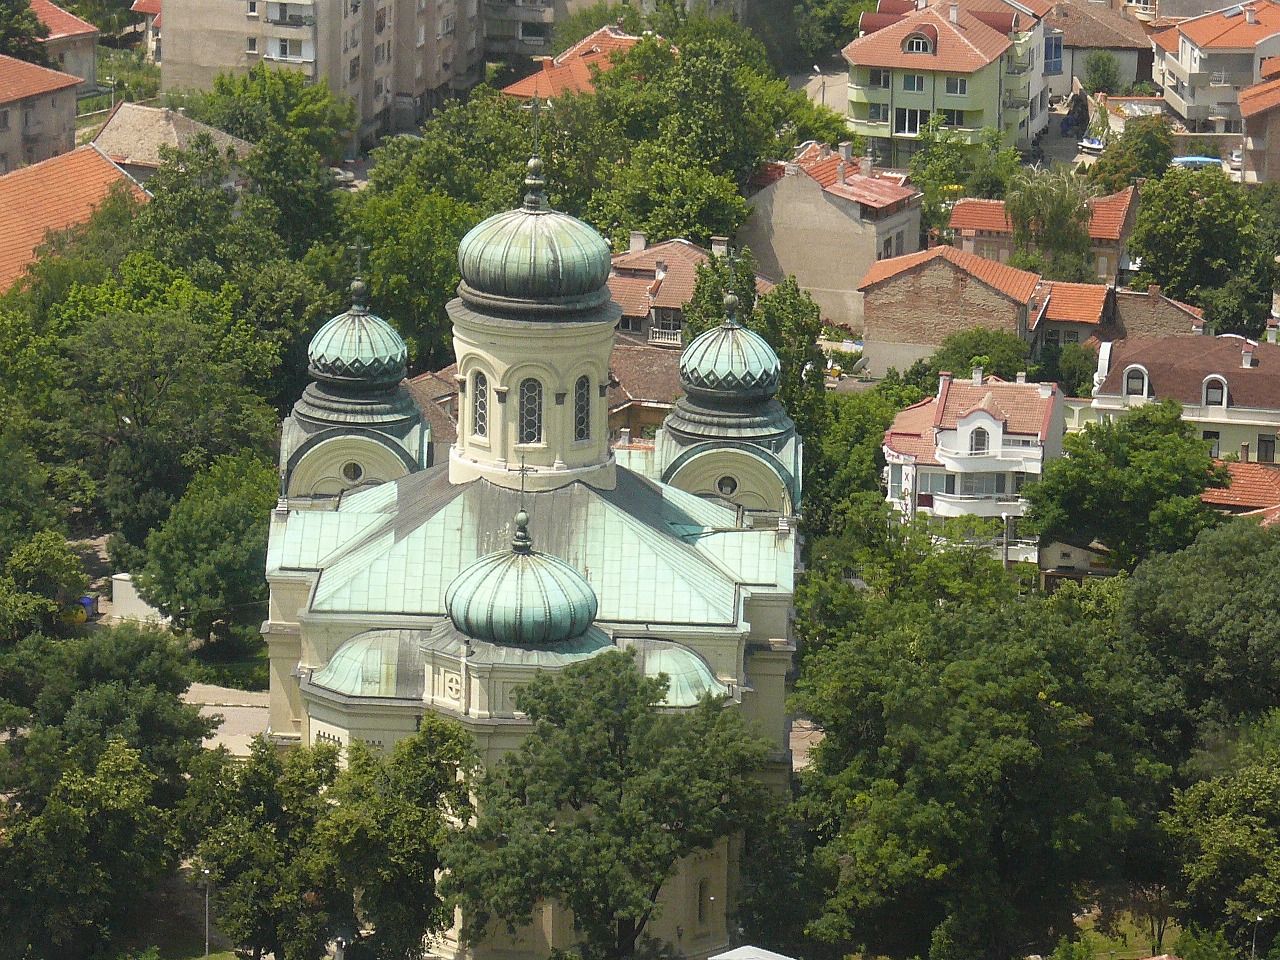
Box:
723;292;741;328
523;157;548;212
512;510;533;554
350;278;368;313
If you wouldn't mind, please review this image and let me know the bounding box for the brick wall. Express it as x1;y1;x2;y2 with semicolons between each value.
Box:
1110;286;1203;339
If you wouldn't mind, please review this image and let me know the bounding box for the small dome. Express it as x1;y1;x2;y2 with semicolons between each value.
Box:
444;511;599;646
309;280;408;385
630;639;729;708
680;295;781;395
456;159;612;310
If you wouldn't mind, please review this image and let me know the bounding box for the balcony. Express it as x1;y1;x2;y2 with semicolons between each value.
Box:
1006;55;1032;76
267;13;315;25
929;491;1028;519
648;327;683;347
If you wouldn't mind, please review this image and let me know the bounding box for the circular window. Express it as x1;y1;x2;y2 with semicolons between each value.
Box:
341;461;364;483
717;476;738;497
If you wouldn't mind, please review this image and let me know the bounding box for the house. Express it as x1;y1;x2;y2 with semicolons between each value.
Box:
1029;279;1109;351
609;234;774;347
31;0;98;94
1041;0;1153;100
0;54;81;172
737;140;922;330
1093;334;1280;460
882;368;1064;559
1038;536;1118;590
1202;458;1280;511
93;102;253;182
1240;58;1280;180
0;145;146;293
1150;0;1280;133
500;24;641;99
130;0;161;63
948;185;1139;282
843;0;1052;166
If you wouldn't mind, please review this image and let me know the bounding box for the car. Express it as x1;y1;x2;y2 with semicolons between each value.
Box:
1230;148;1243;170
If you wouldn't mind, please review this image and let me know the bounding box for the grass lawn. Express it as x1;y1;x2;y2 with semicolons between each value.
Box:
1077;908;1182;960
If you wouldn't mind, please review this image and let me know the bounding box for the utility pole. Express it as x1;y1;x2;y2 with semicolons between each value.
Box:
203;868;211;959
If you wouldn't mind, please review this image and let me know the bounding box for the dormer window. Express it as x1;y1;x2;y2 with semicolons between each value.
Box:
905;34;932;53
970;427;989;454
1124;366;1149;397
1204;376;1227;406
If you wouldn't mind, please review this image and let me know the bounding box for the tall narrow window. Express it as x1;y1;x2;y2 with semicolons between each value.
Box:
519;378;543;444
970;427;989;454
574;376;591;442
472;371;488;438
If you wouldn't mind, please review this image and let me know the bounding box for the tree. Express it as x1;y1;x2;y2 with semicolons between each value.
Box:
0;428;62;557
136;453;277;644
794;0;875;61
0;0;49;64
551;0;642;54
1026;399;1227;568
1084;50;1121;95
910;120;1019;236
242;127;340;259
1089;115;1174;193
901;327;1032;389
1005;167;1095;281
441;650;771;960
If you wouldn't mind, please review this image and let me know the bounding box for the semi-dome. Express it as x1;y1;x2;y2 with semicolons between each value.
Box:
456;159;612;311
308;280;408;385
680;294;781;396
444;511;599;646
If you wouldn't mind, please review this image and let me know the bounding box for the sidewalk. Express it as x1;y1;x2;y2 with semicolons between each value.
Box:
184;683;269;757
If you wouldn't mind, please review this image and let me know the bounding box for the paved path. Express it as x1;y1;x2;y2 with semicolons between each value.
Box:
184;683;269;757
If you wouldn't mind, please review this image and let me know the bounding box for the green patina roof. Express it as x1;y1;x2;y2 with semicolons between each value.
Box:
456;159;611;306
631;639;728;707
308;280;408;385
444;511;598;646
310;629;425;699
680;298;781;395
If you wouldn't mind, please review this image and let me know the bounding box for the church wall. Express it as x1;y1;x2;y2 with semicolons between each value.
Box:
286;434;416;498
666;447;791;514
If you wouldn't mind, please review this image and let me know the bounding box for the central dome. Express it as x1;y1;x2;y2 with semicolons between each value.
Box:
680;295;781;396
456;159;612;311
444;511;599;646
308;280;408;386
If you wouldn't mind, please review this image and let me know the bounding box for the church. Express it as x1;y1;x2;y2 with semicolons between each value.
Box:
263;159;803;960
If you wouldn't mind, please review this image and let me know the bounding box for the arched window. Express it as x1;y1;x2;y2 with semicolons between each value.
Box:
574;375;591;442
518;377;543;444
970;427;989;454
1125;368;1147;397
1204;376;1227;406
905;34;931;53
472;371;488;438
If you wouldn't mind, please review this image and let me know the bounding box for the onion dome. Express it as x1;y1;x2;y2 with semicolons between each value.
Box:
444;511;599;646
679;294;782;397
456;158;613;313
308;280;408;386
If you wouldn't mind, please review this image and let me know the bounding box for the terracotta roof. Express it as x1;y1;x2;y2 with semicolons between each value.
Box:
857;245;1041;303
0;52;81;104
610;238;773;313
752;142;919;209
1098;335;1280;408
1177;0;1280;49
607;343;684;409
934;373;1057;436
1042;0;1149;48
1240;75;1280;116
1036;280;1109;326
130;0;161;14
884;397;942;465
842;4;1013;74
1152;24;1181;53
501;25;641;98
608;274;654;319
1202;460;1280;509
1263;55;1280;77
958;0;1052;20
0;146;146;293
32;0;97;40
93;102;254;169
1240;502;1280;525
948;187;1136;241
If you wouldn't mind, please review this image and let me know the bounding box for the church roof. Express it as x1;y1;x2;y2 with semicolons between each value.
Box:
268;465;792;628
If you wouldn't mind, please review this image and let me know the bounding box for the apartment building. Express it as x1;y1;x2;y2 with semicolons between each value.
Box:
1151;0;1280;132
843;0;1051;166
0;55;79;173
161;0;483;145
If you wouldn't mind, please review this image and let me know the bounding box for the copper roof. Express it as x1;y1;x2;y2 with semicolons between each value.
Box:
609;239;773;314
0;52;81;104
949;187;1136;242
1240;75;1280;116
857;245;1041;303
1042;0;1149;49
1176;0;1280;48
1202;460;1280;509
1098;335;1280;408
501;25;641;98
842;3;1013;73
32;0;97;40
0;146;146;293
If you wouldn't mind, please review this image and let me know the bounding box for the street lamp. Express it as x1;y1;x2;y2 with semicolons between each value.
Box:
1253;914;1264;960
812;64;826;108
203;868;211;960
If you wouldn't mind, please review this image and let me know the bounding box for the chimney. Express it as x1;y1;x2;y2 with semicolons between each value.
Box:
785;161;801;176
619;427;632;446
711;236;729;257
837;160;847;184
654;260;667;281
1268;318;1278;344
1242;441;1251;461
938;370;952;396
1243;343;1255;367
629;230;647;253
1039;382;1054;399
838;140;853;162
820;144;832;158
1016;371;1027;383
972;365;983;385
950;1;959;22
864;141;876;179
1246;4;1258;23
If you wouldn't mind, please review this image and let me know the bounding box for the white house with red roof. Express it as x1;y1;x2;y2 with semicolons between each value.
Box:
883;369;1064;555
738;140;922;329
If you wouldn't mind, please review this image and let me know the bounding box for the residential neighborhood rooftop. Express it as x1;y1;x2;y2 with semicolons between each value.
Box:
1098;335;1280;406
0;52;82;103
31;0;98;40
1035;280;1109;327
1171;0;1280;49
93;103;255;170
857;245;1042;303
500;25;642;98
1041;0;1149;49
1202;460;1280;509
609;238;773;319
949;186;1137;242
843;2;1014;73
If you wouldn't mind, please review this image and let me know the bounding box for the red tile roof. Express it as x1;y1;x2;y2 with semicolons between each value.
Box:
501;25;641;98
1263;55;1280;78
948;186;1136;242
1098;335;1280;409
0;52;81;104
1042;0;1149;49
607;343;684;409
130;0;161;14
1201;460;1280;509
948;197;1012;232
934;373;1057;436
884;397;942;465
842;3;1012;74
1036;280;1109;326
1177;0;1280;49
0;147;146;293
752;142;918;209
32;0;97;39
1240;502;1280;525
1241;75;1280;117
857;245;1041;303
609;239;774;316
1152;25;1181;53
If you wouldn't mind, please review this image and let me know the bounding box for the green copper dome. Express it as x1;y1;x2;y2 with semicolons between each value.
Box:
309;280;408;386
456;159;612;312
444;511;599;646
680;295;781;396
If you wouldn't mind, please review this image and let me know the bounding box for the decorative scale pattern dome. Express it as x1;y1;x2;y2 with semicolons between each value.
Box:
444;511;599;646
457;159;612;306
308;280;408;385
680;295;781;395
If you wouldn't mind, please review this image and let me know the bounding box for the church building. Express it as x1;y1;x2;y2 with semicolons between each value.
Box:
263;159;802;960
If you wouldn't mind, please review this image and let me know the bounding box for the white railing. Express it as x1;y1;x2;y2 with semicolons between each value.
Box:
648;328;682;346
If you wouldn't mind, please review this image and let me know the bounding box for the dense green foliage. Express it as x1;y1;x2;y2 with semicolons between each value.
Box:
0;0;49;63
1089;115;1175;193
1006;167;1096;281
794;0;875;60
910;119;1020;237
1084;50;1121;95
